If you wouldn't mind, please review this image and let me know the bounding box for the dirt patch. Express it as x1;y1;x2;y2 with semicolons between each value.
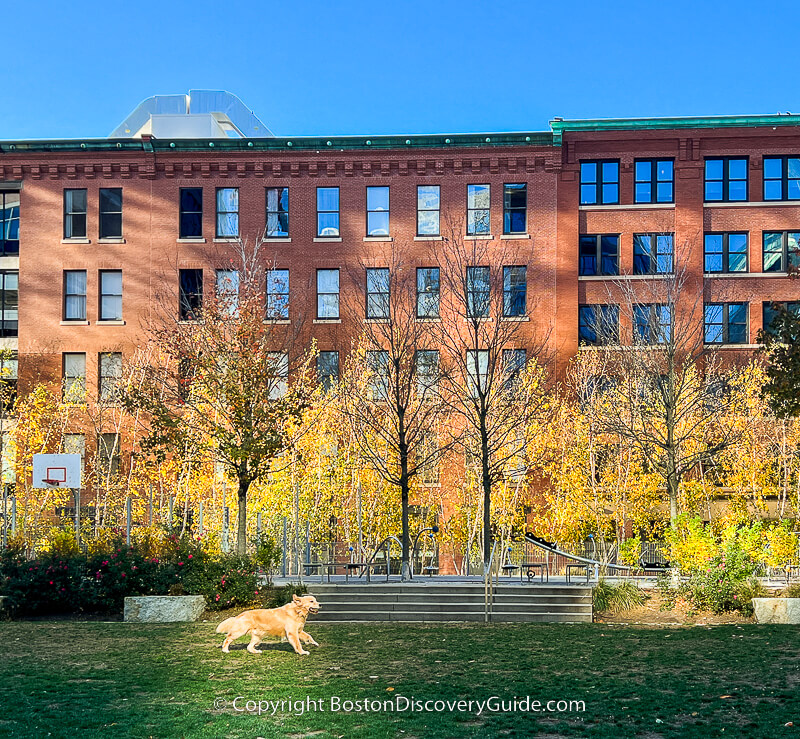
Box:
595;591;755;626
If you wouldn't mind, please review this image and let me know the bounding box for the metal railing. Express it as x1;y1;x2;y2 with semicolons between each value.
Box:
484;540;498;622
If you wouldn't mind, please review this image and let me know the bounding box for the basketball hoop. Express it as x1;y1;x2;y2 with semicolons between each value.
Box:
43;467;67;488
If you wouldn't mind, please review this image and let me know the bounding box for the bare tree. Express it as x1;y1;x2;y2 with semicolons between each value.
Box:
339;246;452;579
578;243;746;528
432;225;552;569
124;236;313;554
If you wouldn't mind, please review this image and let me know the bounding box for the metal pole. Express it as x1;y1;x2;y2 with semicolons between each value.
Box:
357;477;363;558
222;506;229;553
282;517;287;577
2;484;6;548
10;497;16;536
74;488;80;546
168;496;174;530
294;480;302;585
198;500;203;537
257;511;262;538
126;496;131;546
148;483;153;527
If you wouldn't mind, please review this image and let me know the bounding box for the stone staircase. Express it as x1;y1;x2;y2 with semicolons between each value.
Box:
305;582;593;623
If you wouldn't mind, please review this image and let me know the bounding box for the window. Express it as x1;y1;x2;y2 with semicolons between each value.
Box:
366;186;389;236
764;157;800;201
266;187;289;237
503;348;526;390
366;350;389;399
763;301;800;337
64;189;87;239
317;351;339;391
704;233;748;273
415;349;439;395
99;352;122;403
179;269;203;320
634;304;672;344
634;160;674;203
99;270;122;321
418;434;440;485
62;433;85;475
633;234;674;275
416;268;439;319
704;158;748;202
98;433;120;477
578;305;619;345
503;266;526;317
215;269;239;316
466;350;489;398
0;192;19;256
580;161;619;205
579;234;619;276
417;185;440;236
366;267;390;319
704;302;748;344
467;184;490;235
503;184;527;234
64;270;87;321
215;188;239;237
0;352;17;411
317;187;340;236
0;271;18;337
266;352;289;399
317;269;339;319
266;269;289;319
179;188;202;238
763;232;800;273
63;353;86;403
466;266;490;318
99;188;122;238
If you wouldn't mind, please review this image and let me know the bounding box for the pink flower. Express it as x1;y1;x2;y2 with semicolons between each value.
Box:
188;554;192;559
121;573;126;578
215;594;220;601
178;562;183;566
49;581;53;585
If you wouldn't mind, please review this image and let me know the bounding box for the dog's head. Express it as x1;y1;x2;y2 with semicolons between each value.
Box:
293;594;321;615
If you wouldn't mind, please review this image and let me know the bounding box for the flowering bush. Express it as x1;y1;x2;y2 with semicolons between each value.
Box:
0;530;261;615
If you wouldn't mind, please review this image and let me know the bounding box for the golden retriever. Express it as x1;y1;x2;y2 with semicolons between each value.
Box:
216;594;321;655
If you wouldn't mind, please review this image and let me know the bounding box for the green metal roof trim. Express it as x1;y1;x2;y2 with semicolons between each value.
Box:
0;131;553;154
550;114;800;144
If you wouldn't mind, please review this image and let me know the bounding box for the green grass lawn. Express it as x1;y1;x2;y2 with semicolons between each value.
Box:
0;621;798;738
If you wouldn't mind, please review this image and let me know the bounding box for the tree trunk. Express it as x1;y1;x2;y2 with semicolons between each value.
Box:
237;476;250;556
399;443;411;581
481;425;492;570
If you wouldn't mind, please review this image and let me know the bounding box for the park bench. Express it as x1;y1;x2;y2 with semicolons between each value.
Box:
501;563;520;578
302;561;339;583
422;565;439;577
565;563;591;583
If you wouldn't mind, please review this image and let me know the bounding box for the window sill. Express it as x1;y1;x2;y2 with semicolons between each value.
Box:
705;343;760;349
62;238;91;244
96;320;126;326
177;237;206;243
313;237;342;242
313;318;342;324
500;233;531;239
263;237;291;243
363;236;393;242
414;235;443;241
578;273;677;281
501;315;530;322
704;201;800;208
416;317;441;322
466;234;493;239
213;237;240;243
98;238;126;244
364;318;390;324
704;272;788;278
60;320;89;326
579;203;674;211
263;319;291;324
463;317;492;322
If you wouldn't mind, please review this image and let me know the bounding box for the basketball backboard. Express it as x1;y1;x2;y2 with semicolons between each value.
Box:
32;454;81;489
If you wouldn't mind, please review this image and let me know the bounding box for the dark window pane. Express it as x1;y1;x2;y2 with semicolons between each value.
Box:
180;188;202;212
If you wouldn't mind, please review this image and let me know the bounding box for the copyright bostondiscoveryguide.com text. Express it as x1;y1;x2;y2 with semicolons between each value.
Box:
215;695;587;716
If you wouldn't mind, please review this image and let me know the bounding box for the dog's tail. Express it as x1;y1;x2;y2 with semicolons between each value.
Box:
216;617;236;634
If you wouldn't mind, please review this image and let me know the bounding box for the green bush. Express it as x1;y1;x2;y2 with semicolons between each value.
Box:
784;583;800;598
593;579;648;614
0;532;262;616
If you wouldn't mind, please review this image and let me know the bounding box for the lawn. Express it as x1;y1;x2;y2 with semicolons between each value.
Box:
0;621;797;738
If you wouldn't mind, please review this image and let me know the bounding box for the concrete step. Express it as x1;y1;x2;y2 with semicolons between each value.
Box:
316;601;592;613
311;611;592;623
316;594;591;605
308;585;592;596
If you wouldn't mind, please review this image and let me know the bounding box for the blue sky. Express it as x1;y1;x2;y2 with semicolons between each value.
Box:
3;0;798;139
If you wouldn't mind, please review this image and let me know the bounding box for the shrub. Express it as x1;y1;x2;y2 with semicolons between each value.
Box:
784;583;800;598
41;527;80;558
593;579;648;614
251;531;282;581
618;537;642;567
263;583;307;609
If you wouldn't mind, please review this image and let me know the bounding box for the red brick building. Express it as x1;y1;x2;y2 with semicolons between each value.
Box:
2;111;800;474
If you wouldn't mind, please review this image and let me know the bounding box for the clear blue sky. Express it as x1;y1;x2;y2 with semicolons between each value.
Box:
4;0;798;139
